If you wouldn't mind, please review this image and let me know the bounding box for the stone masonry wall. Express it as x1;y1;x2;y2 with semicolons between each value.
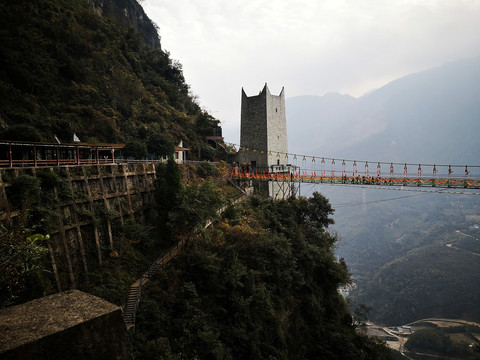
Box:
266;86;288;168
240;86;268;169
0;163;157;292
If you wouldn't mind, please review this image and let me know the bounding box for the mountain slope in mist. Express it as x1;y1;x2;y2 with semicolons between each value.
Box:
287;57;480;165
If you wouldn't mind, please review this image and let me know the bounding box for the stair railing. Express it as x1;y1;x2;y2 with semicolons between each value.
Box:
122;192;250;326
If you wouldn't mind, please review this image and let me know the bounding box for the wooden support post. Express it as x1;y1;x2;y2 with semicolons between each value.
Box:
131;164;145;224
8;143;12;168
97;165;114;249
122;164;134;220
0;172;12;225
82;166;103;266
33;144;37;167
110;164;125;228
142;162;154;221
51;174;76;289
46;237;62;292
65;167;89;282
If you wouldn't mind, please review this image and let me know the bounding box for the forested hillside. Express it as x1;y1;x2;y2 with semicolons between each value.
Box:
0;0;219;159
132;193;393;359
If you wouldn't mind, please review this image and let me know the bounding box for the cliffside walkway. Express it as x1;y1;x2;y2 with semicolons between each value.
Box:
122;192;250;327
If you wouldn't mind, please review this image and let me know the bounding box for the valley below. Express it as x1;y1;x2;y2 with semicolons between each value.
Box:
304;184;480;327
366;318;480;359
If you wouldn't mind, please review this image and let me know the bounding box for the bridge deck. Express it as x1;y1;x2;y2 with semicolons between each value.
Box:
232;170;480;192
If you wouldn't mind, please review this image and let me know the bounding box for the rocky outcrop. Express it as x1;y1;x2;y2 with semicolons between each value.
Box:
91;0;161;49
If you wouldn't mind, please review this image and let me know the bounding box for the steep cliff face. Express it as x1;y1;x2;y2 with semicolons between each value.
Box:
91;0;161;49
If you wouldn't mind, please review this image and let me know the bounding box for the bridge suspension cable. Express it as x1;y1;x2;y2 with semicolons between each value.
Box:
231;142;480;172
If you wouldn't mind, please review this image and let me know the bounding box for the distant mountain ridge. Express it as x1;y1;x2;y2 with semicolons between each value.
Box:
287;57;480;165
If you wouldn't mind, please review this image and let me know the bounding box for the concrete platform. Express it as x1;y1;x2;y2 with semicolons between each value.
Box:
0;290;131;359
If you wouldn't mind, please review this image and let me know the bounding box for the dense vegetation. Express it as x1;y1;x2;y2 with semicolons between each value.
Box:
132;193;393;359
0;170;68;307
0;227;49;308
0;0;219;159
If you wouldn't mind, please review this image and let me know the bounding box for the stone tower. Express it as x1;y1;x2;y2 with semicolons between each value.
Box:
239;84;288;171
239;84;295;199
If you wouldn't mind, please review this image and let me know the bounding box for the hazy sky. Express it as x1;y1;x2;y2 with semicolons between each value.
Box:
142;0;480;143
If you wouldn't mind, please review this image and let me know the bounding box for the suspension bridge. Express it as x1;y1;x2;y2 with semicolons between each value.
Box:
231;144;480;195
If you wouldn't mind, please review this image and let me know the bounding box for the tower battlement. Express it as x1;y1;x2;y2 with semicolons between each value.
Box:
239;84;288;171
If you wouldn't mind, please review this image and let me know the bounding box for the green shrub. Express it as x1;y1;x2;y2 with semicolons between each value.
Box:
123;140;147;159
0;227;49;308
10;175;40;207
124;220;153;251
0;124;43;142
196;161;218;178
37;169;60;190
